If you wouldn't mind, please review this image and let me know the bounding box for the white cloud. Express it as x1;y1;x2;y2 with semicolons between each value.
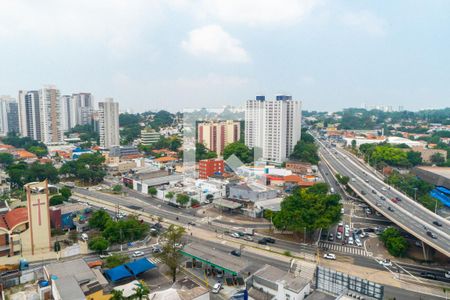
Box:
341;10;387;36
169;0;320;27
181;25;249;63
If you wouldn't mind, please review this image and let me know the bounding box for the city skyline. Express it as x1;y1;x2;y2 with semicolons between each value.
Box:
1;1;449;112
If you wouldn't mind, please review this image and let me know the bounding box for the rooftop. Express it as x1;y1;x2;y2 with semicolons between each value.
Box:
53;276;86;300
45;259;96;284
142;174;184;186
0;207;28;231
254;264;310;293
181;243;247;275
416;166;450;179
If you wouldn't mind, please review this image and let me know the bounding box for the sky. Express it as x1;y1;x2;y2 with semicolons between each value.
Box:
0;0;449;112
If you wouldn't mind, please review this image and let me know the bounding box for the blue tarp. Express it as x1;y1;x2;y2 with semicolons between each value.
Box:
104;265;133;282
436;186;450;195
125;258;156;276
430;189;450;208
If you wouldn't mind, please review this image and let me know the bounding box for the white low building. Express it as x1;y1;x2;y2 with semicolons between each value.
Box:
247;264;311;300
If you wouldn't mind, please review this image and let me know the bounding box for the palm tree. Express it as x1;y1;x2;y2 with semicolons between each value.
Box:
110;289;125;300
133;281;150;300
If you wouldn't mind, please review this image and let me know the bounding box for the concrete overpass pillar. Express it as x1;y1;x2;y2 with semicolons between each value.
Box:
421;241;433;261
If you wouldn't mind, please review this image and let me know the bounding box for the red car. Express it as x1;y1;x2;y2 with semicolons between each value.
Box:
337;225;344;233
391;198;399;204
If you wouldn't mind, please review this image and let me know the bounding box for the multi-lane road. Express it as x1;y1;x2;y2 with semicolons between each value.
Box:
315;134;450;257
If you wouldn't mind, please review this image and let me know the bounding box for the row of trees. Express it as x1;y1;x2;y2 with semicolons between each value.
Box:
385;172;441;212
359;143;425;168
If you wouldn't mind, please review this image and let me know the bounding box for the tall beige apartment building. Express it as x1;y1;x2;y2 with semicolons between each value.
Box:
197;120;240;156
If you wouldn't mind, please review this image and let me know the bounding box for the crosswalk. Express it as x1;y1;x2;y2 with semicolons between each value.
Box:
148;257;162;264
319;241;371;257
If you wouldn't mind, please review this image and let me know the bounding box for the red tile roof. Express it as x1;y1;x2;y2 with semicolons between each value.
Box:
0;208;28;231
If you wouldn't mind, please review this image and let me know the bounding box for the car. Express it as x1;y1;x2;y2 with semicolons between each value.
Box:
211;282;222;294
351;178;356;182
381;187;387;191
152;223;163;230
378;259;392;267
237;232;245;237
344;224;350;230
376;202;382;207
365;208;372;214
355;239;362;247
427;231;437;239
433;221;442;227
230;249;241;257
340;208;345;214
187;221;196;226
174;243;183;249
338;221;343;226
420;272;437;280
264;237;276;243
99;253;112;259
348;237;354;245
359;232;367;238
380;196;386;201
336;232;342;239
323;253;336;260
388;206;394;212
372;190;377;194
243;235;253;241
445;271;450;279
230;232;240;238
361;190;367;195
152;245;162;253
391;198;399;204
81;233;89;241
258;239;267;245
328;233;334;241
337;225;343;233
132;251;145;257
344;229;350;238
365;179;369;183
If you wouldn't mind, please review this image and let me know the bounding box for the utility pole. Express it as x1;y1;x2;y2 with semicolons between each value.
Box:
120;228;123;252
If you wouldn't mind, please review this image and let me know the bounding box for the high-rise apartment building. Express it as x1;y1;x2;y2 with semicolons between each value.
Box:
18;90;42;141
245;95;301;164
141;128;160;146
98;98;120;148
40;85;63;144
197;120;240;156
60;93;93;132
0;96;19;136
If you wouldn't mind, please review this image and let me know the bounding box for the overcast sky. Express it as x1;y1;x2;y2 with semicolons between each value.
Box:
1;0;449;112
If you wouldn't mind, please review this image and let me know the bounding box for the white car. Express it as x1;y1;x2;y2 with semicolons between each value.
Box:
378;259;392;267
230;232;240;238
336;232;342;240
381;187;387;191
445;271;450;279
355;239;362;247
344;229;350;237
348;237;354;245
344;224;350;230
340;208;345;214
323;253;336;260
174;243;183;249
99;253;112;259
243;235;253;241
132;251;145;257
81;233;88;241
211;282;222;294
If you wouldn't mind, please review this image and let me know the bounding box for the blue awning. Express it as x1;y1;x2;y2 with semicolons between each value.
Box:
125;258;156;276
104;265;133;282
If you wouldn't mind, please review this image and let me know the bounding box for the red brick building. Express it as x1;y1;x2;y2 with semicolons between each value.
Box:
199;159;224;179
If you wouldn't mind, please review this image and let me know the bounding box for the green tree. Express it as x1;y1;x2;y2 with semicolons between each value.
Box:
28;146;48;158
223;142;253;164
290;141;319;164
50;195;65;206
105;253;130;268
406;151;423;166
89;210;112;231
195;143;217;161
190;198;200;207
133;281;150;300
148;187;157;196
273;184;341;236
351;139;357;149
112;184;123;194
110;290;125;300
103;216;149;244
165;191;175;200
155;225;186;282
60;152;106;185
336;174;350;185
88;236;110;253
60;187;72;200
176;194;190;207
430;153;445;164
380;228;409;257
0;153;14;166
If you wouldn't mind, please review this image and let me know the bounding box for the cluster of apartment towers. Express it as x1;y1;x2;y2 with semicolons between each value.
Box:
0;85;119;148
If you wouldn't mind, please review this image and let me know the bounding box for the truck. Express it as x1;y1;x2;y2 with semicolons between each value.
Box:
0;259;29;273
